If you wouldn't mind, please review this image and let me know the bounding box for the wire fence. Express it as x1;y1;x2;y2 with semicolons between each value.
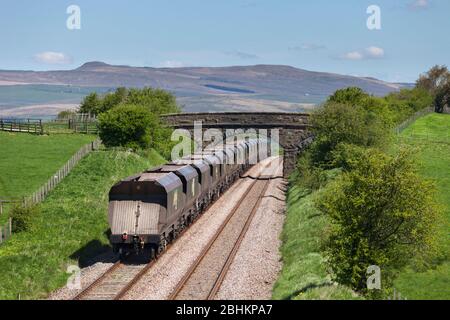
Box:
0;139;101;244
0;218;12;245
394;107;434;134
23;139;101;206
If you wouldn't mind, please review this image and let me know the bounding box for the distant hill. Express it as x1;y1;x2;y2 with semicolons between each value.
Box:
0;62;411;115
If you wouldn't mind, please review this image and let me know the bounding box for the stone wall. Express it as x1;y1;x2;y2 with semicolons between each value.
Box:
162;112;313;177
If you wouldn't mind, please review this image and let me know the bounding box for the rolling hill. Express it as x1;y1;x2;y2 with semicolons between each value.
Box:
0;62;408;116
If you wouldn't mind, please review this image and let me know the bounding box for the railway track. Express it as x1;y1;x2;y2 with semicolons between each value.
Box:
169;160;277;300
73;159;277;300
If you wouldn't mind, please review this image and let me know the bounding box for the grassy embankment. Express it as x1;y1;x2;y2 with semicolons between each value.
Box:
0;145;165;299
272;174;359;300
393;113;450;299
0;132;95;224
274;112;450;300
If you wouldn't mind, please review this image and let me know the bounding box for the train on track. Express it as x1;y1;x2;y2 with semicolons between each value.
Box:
108;139;266;259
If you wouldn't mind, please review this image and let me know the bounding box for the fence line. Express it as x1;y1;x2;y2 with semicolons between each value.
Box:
395;107;434;134
24;139;101;206
0;218;12;245
0;119;43;134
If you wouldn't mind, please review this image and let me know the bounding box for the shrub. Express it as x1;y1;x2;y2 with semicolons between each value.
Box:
309;102;391;167
78;87;180;116
10;205;39;233
316;148;440;298
98;104;158;149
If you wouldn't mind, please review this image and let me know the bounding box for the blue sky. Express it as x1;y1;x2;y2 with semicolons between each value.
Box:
0;0;449;82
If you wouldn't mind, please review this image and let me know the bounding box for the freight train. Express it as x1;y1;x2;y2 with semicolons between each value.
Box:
108;139;264;259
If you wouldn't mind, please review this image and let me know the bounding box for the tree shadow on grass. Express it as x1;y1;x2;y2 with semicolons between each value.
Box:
70;230;117;268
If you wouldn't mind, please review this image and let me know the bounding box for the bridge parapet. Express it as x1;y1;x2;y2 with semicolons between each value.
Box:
161;112;313;177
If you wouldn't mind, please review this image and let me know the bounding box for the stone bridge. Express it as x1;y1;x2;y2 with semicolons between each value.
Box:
161;112;313;178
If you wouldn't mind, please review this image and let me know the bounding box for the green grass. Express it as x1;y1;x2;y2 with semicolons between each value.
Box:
0;132;95;199
0;149;165;300
393;113;450;300
272;183;359;300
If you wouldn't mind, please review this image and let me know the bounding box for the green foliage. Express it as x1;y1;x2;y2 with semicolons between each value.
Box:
393;113;450;299
416;65;450;113
56;110;76;120
385;88;434;122
78;87;180;116
10;205;39;233
79;92;102;115
97;104;178;158
272;184;360;300
0;149;166;299
98;104;157;149
309;102;391;167
316;148;440;297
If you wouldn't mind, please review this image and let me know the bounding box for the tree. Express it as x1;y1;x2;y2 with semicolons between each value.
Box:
98;104;158;149
434;81;450;113
56;110;76;120
79;92;101;115
309;102;391;166
316;148;440;297
416;65;450;94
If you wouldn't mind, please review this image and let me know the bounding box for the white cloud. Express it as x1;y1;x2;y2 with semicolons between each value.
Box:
342;51;364;60
411;0;430;9
34;51;72;65
158;60;186;68
341;46;385;60
289;43;326;51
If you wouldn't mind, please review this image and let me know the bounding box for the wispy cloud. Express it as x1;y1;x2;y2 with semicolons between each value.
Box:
341;46;385;60
34;51;72;65
289;43;326;51
224;51;259;60
158;60;186;68
410;0;430;9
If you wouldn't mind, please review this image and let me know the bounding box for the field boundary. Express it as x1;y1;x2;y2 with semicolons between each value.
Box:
24;139;102;206
395;107;434;134
0;218;12;245
0;138;101;245
0;119;43;134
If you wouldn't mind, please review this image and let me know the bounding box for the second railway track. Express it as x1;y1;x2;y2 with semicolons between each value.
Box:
169;160;278;300
74;158;279;301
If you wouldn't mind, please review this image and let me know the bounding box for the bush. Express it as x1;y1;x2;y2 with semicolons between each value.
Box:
78;87;180;116
309;102;391;167
10;205;39;233
98;104;158;149
316;148;440;298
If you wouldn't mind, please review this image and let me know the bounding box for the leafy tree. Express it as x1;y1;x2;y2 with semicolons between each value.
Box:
316;148;440;297
79;92;102;115
434;81;450;113
416;65;450;94
56;110;76;120
78;87;180;116
98;104;158;149
309;102;391;167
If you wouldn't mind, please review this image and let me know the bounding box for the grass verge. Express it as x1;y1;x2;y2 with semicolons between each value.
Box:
272;183;359;300
0;149;165;300
393;113;450;299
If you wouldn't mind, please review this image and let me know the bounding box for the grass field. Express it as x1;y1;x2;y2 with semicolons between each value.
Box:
272;182;359;300
0;132;95;199
393;113;450;299
0;149;165;299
